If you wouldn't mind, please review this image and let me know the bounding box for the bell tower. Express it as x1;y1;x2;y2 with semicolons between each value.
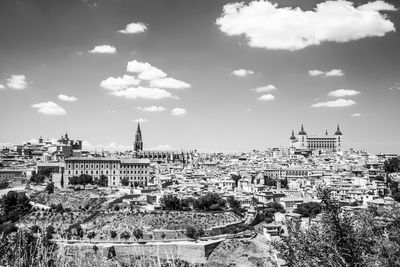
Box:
133;123;143;153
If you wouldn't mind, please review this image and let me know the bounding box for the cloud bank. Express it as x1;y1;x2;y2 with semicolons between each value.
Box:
216;0;396;51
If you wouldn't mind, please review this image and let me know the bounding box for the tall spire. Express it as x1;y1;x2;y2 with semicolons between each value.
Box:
325;129;328;135
290;129;296;140
335;124;343;135
133;123;143;153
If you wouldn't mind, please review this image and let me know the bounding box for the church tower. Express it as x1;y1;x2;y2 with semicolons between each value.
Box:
334;124;343;151
133;123;143;153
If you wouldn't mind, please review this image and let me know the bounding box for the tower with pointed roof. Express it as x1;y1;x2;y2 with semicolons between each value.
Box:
298;124;307;148
334;124;343;151
289;130;297;147
133;123;143;153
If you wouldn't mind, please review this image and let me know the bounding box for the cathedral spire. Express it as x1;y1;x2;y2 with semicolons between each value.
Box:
134;123;143;153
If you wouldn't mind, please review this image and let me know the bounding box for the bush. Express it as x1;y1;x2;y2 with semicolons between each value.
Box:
120;231;131;240
193;193;226;211
110;230;117;239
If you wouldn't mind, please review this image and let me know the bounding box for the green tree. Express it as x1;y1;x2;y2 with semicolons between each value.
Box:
132;228;143;241
110;230;117;240
120;177;129;186
120;231;131;241
87;231;96;241
384;157;400;173
45;182;55;194
0;191;32;223
293;202;322;218
30;174;46;184
193;193;226;211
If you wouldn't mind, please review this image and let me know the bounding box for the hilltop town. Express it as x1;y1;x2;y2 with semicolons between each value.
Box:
1;125;400;266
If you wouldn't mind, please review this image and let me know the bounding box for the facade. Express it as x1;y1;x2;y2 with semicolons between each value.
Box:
56;132;83;158
132;123;192;163
64;157;150;187
290;124;343;151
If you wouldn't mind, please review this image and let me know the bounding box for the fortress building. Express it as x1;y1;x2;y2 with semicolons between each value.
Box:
289;124;343;151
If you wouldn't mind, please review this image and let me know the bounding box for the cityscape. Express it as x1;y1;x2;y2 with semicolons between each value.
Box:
1;0;400;267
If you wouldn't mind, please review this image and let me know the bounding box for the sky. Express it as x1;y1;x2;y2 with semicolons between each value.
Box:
0;0;399;154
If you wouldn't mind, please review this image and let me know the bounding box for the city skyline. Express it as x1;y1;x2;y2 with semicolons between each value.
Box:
1;0;400;153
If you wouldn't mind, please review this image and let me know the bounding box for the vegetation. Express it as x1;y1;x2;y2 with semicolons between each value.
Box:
251;202;285;225
0;180;8;189
120;230;131;240
93;174;108;187
0;191;32;223
132;228;143;240
273;187;400;267
120;177;130;186
68;174;94;188
193;193;226;211
45;182;54;194
384;157;400;174
160;194;191;210
227;196;244;216
30;174;46;184
293;202;322;218
185;226;204;240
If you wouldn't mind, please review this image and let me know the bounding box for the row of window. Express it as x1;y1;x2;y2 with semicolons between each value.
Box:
67;164;148;169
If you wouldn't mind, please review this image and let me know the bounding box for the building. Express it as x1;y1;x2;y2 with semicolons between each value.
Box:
56;132;83;158
64;157;150;187
289;124;343;151
132;123;192;163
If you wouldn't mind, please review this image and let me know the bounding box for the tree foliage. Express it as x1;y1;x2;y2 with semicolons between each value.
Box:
30;174;46;184
160;195;191;210
0;191;32;223
293;202;322;218
193;193;226;211
45;182;55;194
384;157;400;174
273;187;400;267
93;174;108;187
120;177;130;186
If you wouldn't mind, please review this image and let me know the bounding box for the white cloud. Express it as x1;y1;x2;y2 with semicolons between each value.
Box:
118;22;147;34
109;86;174;100
138;68;167;81
100;75;140;91
0;84;5;89
389;83;400;90
232;69;254;77
171;108;187;116
328;89;361;97
216;1;396;51
58;94;78;102
257;94;275;101
89;45;117;54
127;60;167;81
309;69;345;77
132;118;148;123
311;99;356;108
127;60;153;73
325;69;345;77
6;75;28;90
137;106;166;112
150;77;191;89
252;85;277;93
31;101;66;115
148;144;173;151
82;141;131;152
351;113;362;117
